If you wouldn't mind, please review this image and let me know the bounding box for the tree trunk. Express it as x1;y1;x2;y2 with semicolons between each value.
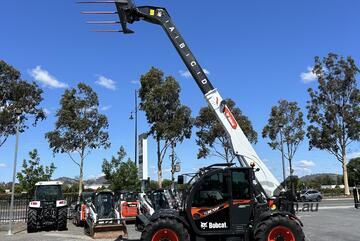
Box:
171;142;175;185
342;151;350;196
288;157;295;199
78;155;84;197
157;138;162;189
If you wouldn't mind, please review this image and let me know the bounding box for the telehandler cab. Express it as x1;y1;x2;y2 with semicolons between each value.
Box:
79;1;305;240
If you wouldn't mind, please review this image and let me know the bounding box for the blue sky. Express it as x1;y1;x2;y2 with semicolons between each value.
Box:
0;0;359;182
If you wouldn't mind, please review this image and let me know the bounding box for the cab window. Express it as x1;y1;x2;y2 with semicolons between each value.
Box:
192;172;229;207
232;170;251;199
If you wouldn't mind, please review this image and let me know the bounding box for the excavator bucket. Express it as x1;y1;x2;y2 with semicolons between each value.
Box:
78;0;135;33
92;220;128;239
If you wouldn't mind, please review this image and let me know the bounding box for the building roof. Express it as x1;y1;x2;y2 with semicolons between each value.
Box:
35;181;63;186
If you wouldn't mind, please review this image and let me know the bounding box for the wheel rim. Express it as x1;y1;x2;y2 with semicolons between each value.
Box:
268;226;296;241
151;228;179;241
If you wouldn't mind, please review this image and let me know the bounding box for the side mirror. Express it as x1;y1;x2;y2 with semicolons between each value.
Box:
177;175;184;185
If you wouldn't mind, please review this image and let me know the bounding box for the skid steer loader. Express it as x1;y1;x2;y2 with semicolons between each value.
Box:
83;190;127;239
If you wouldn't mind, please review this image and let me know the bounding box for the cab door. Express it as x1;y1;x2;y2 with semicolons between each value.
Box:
229;169;254;234
187;169;232;235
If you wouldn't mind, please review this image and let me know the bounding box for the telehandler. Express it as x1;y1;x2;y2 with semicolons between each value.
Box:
79;1;305;240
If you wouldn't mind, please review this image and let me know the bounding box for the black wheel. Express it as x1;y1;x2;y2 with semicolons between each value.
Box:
141;217;190;241
27;208;38;233
301;197;306;202
316;196;322;202
57;207;68;231
254;215;305;241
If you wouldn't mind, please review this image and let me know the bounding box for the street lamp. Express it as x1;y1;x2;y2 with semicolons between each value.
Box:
7;109;22;236
129;90;138;167
279;124;287;190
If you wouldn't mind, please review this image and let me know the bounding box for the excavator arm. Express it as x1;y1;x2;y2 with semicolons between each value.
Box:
80;0;282;197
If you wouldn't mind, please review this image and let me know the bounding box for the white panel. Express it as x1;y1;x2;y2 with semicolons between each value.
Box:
138;133;148;180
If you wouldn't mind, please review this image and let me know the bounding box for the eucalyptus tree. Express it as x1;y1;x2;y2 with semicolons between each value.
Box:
139;67;193;188
0;60;45;147
46;83;110;196
262;100;305;181
307;53;360;195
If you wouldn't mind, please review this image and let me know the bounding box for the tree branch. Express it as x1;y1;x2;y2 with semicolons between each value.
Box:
67;153;80;167
0;137;7;148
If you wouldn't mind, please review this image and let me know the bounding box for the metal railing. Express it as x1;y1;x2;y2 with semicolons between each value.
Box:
0;194;79;223
0;198;29;223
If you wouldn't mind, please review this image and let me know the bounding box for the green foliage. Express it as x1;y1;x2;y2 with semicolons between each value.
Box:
307;53;360;195
139;67;193;187
16;149;56;195
262;100;305;174
301;174;342;190
162;179;172;189
0;184;5;193
307;53;360;159
62;182;84;193
347;157;360;186
195;98;257;162
45;83;110;195
149;180;158;190
102;146;140;191
0;60;45;147
147;179;172;190
321;188;345;197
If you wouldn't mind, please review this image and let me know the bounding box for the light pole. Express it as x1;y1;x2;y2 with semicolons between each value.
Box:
7;110;21;236
129;90;138;167
279;124;287;190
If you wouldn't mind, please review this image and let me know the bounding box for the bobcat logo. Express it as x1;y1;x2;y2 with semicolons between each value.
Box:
200;222;208;230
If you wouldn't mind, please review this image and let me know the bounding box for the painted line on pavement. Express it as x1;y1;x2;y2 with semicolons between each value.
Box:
44;233;91;240
318;205;354;210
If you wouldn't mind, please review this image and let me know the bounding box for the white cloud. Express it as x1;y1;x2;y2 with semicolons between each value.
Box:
29;66;68;88
95;76;116;90
100;105;112;111
43;108;51;116
130;80;140;85
87;173;105;180
297;160;316;168
292;160;316;176
179;70;192;78
0;163;7;168
348;152;360;160
300;66;317;83
179;69;210;79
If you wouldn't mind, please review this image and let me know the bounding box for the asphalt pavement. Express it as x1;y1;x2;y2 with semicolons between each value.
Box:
0;198;358;241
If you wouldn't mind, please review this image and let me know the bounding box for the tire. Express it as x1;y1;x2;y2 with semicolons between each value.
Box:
27;208;38;233
316;196;322;202
301;197;306;202
141;217;190;241
57;207;68;231
254;215;305;241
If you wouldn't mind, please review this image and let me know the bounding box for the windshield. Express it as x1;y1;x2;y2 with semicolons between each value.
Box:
35;185;63;201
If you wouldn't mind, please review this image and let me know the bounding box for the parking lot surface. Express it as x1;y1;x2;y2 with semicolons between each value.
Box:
1;199;359;241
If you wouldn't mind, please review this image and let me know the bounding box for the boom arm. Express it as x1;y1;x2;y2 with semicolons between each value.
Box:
80;1;282;197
